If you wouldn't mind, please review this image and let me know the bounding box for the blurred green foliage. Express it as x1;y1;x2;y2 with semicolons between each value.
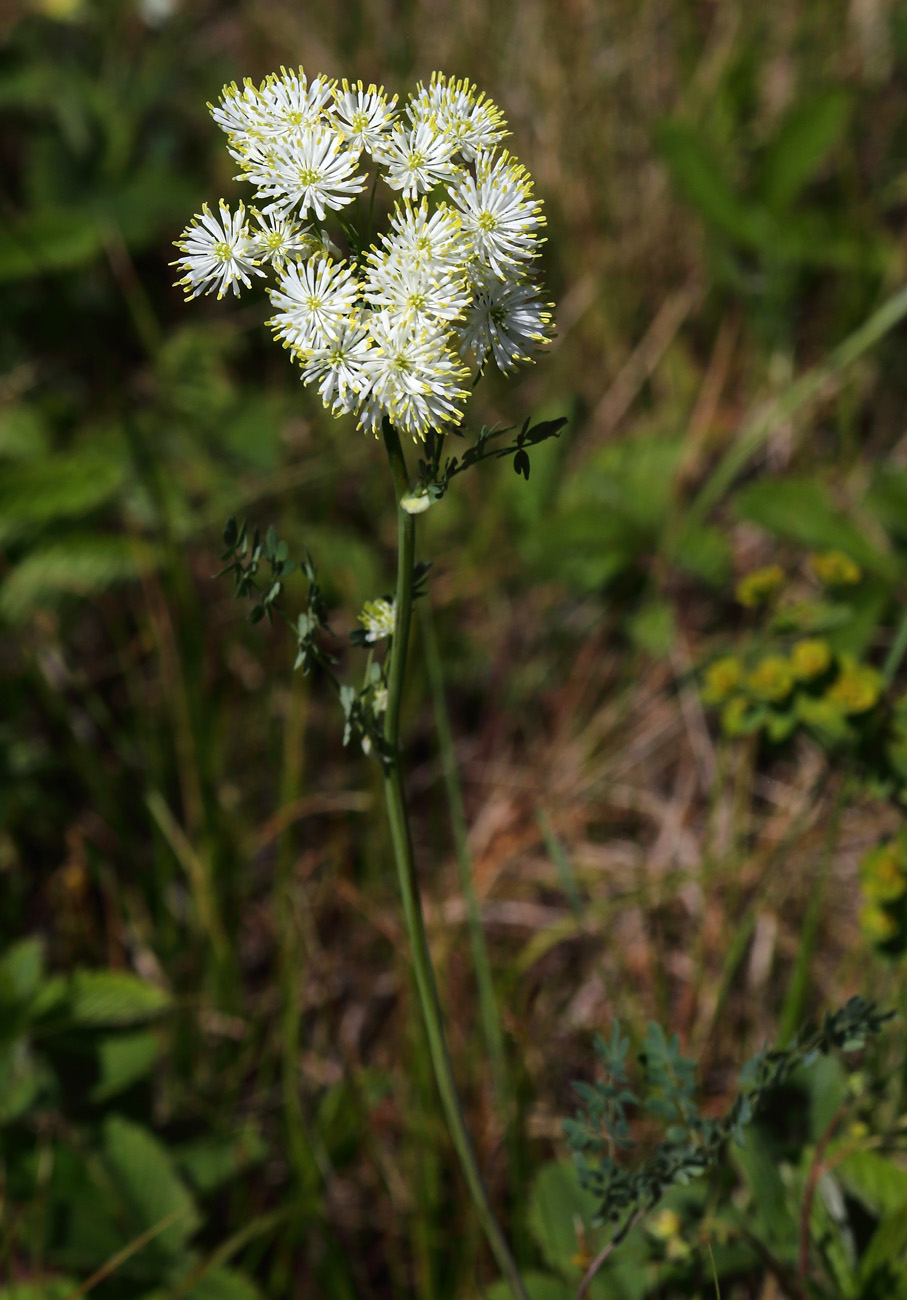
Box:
5;1;907;1297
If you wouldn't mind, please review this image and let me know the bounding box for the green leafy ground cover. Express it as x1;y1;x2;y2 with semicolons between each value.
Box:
3;1;907;1296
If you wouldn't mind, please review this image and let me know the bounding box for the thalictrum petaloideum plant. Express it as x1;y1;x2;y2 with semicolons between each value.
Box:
174;68;565;1300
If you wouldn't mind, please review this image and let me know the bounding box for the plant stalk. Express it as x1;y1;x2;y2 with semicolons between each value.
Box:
418;598;511;1116
380;421;528;1300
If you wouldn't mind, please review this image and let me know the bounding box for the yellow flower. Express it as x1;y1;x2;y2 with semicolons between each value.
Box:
721;695;754;736
827;659;882;715
810;550;862;586
702;655;742;704
735;565;785;608
747;655;794;702
861;844;907;904
859;904;899;945
790;638;832;681
647;1209;682;1241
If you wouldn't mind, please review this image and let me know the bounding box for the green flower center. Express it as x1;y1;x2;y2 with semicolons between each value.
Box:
213;240;232;263
298;168;321;187
478;211;498;232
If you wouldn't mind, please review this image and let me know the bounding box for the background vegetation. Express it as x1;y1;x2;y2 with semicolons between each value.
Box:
3;0;907;1296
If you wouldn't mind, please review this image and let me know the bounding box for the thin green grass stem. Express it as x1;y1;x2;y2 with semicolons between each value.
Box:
776;784;845;1046
418;597;511;1116
380;421;529;1300
688;282;907;526
882;602;907;686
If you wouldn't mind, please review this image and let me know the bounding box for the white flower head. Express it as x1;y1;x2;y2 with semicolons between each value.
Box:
268;258;361;351
298;316;372;415
240;129;367;222
171;200;263;300
407;72;508;161
248;209;318;268
458;269;554;372
212;69;335;147
357;314;470;441
363;250;469;329
449;149;545;278
209;79;266;144
383;198;466;273
359;597;396;642
331;79;398;154
374;120;460;200
257;67;335;136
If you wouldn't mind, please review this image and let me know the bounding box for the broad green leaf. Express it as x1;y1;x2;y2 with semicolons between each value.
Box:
0;1041;52;1122
141;1267;264;1300
733;1131;798;1252
174;1128;268;1195
734;478;888;573
673;523;733;586
66;971;170;1027
0;451;126;544
655;120;771;248
524;433;683;592
867;467;907;545
761;90;852;213
0;535;159;622
49;1143;127;1266
0;405;51;461
837;1147;907;1216
90;1030;161;1102
0;938;44;1007
628;600;675;655
484;1275;572;1300
103;1116;200;1257
527;1160;601;1278
859;1205;907;1291
0;1281;78;1300
0;208;105;282
0;171;198;284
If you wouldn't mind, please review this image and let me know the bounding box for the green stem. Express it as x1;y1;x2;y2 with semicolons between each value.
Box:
687;281;907;527
380;421;528;1300
419;598;511;1116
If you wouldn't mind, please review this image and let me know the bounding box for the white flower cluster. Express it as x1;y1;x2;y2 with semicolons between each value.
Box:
173;70;554;441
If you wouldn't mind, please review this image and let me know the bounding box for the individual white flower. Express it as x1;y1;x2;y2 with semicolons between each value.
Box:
372;686;388;713
268;258;361;351
298;317;372;414
240;129;367;222
212;69;334;147
209;79;266;144
171;200;263;300
449;149;545;278
359;598;396;642
374;121;460;200
256;67;334;136
248;210;317;268
407;72;508;161
458;270;554;372
356;314;470;441
363;251;469;328
382;198;466;273
331;80;398;155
